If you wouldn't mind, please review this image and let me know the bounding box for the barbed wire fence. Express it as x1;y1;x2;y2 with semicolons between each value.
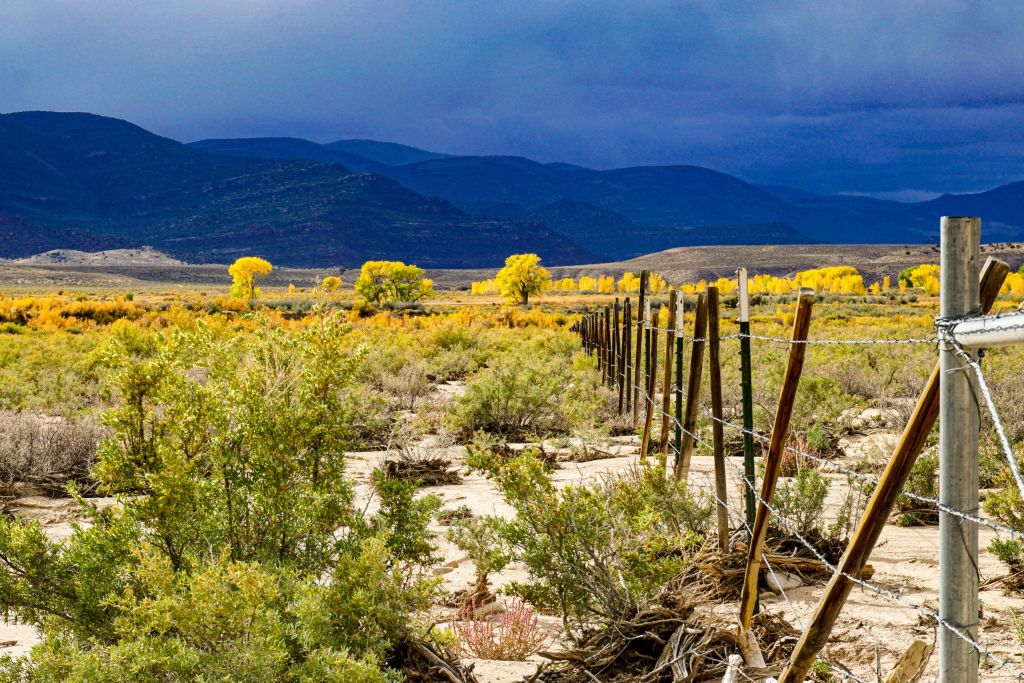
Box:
573;222;1024;682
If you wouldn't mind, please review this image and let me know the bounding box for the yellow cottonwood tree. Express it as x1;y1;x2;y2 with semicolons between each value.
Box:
228;257;273;303
322;276;342;293
355;261;433;303
648;273;667;293
553;277;577;291
495;253;550;305
617;272;640;293
597;275;615;293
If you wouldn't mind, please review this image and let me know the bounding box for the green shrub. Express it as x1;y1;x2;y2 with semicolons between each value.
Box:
894;450;939;526
772;464;828;538
983;457;1024;584
476;453;710;637
450;349;567;438
446;516;510;596
0;311;437;680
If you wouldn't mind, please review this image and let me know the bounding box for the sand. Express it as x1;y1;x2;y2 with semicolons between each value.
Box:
3;423;1022;681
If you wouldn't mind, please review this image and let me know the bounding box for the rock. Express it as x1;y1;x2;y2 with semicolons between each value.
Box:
765;571;803;595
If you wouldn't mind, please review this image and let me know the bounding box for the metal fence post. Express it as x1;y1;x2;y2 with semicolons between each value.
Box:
737;267;756;537
939;216;981;683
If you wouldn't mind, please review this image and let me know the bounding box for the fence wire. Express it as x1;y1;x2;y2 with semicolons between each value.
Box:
579;310;1024;679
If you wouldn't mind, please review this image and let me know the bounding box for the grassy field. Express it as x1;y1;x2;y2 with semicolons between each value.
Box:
0;261;1023;680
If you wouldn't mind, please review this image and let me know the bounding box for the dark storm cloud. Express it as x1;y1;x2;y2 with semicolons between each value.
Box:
2;1;1022;195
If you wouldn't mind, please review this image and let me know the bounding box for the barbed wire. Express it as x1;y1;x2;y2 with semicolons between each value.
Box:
939;328;1024;506
699;408;1024;543
587;308;1024;677
611;320;936;345
670;411;1024;679
628;366;1024;543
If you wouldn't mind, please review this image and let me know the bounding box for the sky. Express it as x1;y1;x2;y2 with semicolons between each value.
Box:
2;1;1023;198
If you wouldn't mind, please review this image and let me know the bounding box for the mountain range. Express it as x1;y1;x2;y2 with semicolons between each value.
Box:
1;110;1022;268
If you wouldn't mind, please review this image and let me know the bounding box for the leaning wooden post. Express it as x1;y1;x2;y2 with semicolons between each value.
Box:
658;290;678;459
673;296;685;461
708;285;730;552
639;304;660;462
674;293;708;481
776;257;1008;683
738;294;814;629
633;271;648;426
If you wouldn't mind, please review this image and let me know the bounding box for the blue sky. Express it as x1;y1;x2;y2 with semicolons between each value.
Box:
2;1;1022;197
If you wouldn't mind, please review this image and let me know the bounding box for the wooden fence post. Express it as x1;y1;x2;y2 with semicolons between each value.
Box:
602;307;610;387
633;271;648;426
673;296;685;461
618;298;629;414
738;294;814;630
644;299;652;415
640;304;660;462
707;285;730;552
777;258;1008;682
675;293;708;481
612;300;620;389
658;290;678;459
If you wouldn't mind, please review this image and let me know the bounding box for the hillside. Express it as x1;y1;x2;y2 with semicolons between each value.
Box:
5;111;1024;267
325;139;452;166
194;135;1024;247
0;112;591;267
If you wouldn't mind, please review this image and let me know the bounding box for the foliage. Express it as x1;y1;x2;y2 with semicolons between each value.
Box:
228;256;273;301
322;275;342;292
0;310;438;680
471;453;710;637
894;450;939;525
454;599;549;661
983;454;1024;582
772;464;829;538
0;295;144;330
682;266;866;296
494;253;550;306
617;272;640;293
450;349;567;438
354;261;433;304
446;516;510;594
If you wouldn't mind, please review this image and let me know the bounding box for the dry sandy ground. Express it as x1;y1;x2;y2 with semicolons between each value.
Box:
2;423;1022;681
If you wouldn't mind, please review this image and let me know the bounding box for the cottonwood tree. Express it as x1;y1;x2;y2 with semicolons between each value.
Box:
495;253;550;306
228;257;273;302
354;261;433;304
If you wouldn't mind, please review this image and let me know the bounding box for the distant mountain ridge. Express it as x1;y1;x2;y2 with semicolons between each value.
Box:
192;134;1024;251
0;112;591;267
325;139;452;166
1;110;1023;267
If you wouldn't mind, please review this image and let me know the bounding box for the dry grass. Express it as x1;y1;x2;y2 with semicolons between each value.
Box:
0;411;104;495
